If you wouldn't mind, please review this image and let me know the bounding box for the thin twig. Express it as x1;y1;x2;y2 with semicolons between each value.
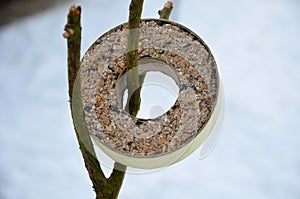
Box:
125;0;144;117
158;1;173;20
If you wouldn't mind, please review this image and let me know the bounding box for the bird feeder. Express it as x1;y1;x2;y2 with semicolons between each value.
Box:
77;19;223;169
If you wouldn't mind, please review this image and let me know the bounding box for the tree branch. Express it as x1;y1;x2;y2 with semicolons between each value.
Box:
158;1;173;20
64;1;173;198
125;0;144;117
64;5;125;199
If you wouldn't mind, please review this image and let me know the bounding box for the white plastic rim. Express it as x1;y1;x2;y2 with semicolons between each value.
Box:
199;82;225;159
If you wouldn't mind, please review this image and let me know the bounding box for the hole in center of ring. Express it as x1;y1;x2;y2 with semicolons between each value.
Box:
116;58;180;120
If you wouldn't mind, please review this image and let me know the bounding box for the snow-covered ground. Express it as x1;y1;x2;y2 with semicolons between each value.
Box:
0;0;300;198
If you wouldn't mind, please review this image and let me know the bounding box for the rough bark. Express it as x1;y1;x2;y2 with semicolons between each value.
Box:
125;0;144;117
64;5;125;199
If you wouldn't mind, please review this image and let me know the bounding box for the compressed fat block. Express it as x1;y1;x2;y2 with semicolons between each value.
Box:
77;19;222;169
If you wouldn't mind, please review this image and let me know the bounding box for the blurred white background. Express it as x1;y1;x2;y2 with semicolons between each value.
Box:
0;0;299;198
